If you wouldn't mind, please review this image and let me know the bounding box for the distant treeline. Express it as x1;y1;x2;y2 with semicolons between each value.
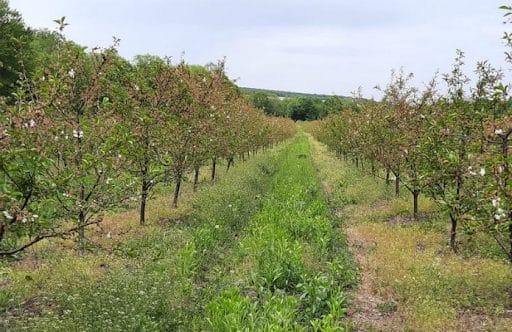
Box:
241;87;357;120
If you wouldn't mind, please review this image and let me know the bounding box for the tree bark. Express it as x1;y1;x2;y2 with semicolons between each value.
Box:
449;213;458;253
172;174;182;208
193;166;200;192
140;180;148;226
394;171;400;197
226;157;234;171
509;219;512;262
413;190;419;220
386;164;391;186
211;158;217;183
78;210;86;253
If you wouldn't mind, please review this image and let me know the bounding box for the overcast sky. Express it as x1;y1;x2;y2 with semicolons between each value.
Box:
9;0;512;98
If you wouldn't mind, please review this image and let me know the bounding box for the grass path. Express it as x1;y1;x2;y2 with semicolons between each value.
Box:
2;131;358;331
203;131;356;330
308;134;512;331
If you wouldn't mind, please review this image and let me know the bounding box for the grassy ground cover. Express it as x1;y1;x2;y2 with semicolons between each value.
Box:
0;143;285;331
308;134;512;331
204;131;356;331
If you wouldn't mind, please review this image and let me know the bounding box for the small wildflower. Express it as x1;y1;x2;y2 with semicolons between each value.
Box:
73;129;84;139
2;210;13;220
492;198;500;208
479;168;486;176
495;129;504;135
68;69;75;78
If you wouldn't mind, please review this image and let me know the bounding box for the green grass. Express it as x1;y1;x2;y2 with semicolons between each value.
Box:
205;132;356;331
1;132;357;331
0;142;287;331
308;134;512;331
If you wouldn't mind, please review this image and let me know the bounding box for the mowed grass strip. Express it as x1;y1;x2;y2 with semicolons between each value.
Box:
205;132;357;331
308;134;512;331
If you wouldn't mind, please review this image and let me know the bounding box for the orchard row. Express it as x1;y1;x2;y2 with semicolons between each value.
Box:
304;50;512;262
0;28;295;255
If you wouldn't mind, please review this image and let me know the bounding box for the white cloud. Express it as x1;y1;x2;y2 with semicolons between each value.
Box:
10;0;511;98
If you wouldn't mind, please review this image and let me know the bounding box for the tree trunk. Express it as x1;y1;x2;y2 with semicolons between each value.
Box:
371;160;376;176
78;210;86;253
394;171;400;197
193;166;200;192
226;157;233;171
355;157;359;168
211;158;217;183
509;220;512;263
172;174;182;209
140;181;148;226
386;164;391;186
0;223;4;245
413;190;419;220
449;213;458;253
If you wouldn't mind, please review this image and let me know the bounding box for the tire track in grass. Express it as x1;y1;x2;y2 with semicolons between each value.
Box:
205;131;357;331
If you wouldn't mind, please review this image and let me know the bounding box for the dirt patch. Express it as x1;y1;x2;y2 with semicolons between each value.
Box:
385;214;430;225
345;226;402;331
